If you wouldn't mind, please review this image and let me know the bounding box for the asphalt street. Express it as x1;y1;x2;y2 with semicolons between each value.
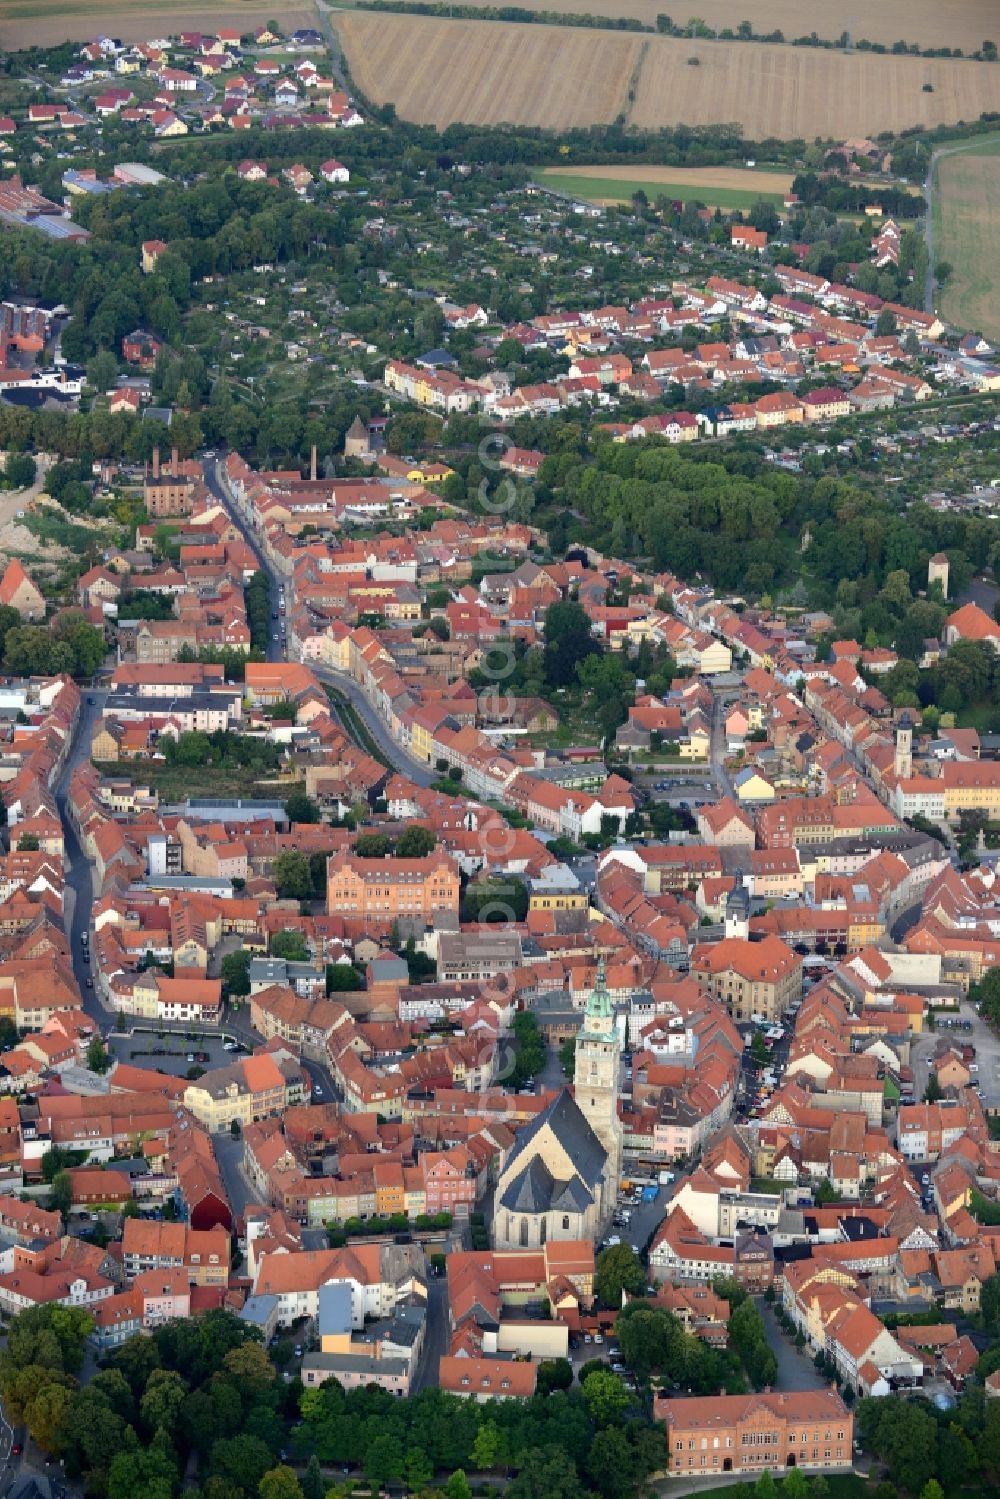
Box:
204;454;436;786
53;686;109;1025
758;1300;827;1393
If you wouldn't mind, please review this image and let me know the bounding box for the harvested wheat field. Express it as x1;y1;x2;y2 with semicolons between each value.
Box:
336;13;1000;137
336;11;641;130
406;0;1000;55
0;0;318;48
935;141;1000;342
629;37;1000;136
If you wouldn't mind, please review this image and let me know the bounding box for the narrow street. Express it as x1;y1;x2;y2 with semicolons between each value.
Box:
757;1300;828;1393
204;454;436;786
54;686;110;1025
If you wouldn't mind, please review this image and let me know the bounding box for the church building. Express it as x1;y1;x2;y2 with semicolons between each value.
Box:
493;960;623;1250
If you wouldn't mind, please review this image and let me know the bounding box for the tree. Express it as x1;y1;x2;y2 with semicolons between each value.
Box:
782;1469;810;1499
49;1169;72;1217
139;1368;187;1436
284;789;320;824
354;832;391;857
4;452;36;490
750;1028;768;1065
272;850;312;901
543;599;600;687
464;875;529;923
16;832;39;851
301;1454;325;1499
327;963;363;992
586;1426;636;1499
87;1037;110;1074
364;1432;404;1488
595;1244;645;1308
445;1471;473;1499
108;1442;178;1499
558;1036;576;1076
505;1446;580;1499
223;1340;275;1393
406;1446;434;1491
87;350;120;393
270;929;309;962
396;824;436;857
581;1369;630;1426
211;1435;275;1493
25;1379;74;1453
259;1468;305;1499
470;1420;503;1472
535;1358;574;1395
221;949;252;997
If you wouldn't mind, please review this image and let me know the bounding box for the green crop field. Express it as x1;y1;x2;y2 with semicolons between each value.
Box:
539;168;787;209
933;134;1000;341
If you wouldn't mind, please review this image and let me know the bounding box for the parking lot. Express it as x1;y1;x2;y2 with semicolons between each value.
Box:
107;1031;243;1079
911;997;1000;1107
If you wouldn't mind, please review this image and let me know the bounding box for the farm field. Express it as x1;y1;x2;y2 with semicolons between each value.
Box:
933;136;1000;342
335;11;641;129
334;13;1000;136
0;0;318;47
539;163;792;208
627;37;1000;137
383;0;1000;54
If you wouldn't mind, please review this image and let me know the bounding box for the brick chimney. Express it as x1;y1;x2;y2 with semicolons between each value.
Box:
170;446;179;474
152;446;160;479
310;444;317;482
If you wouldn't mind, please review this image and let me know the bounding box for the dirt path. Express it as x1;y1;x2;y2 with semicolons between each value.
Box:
0;459;51;556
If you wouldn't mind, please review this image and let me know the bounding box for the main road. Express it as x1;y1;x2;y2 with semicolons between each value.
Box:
202;454;436;788
54;685;111;1024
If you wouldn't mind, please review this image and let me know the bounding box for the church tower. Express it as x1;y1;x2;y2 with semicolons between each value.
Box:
894;712;913;780
574;957;623;1219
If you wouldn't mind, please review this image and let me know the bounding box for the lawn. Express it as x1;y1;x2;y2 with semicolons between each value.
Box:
651;1469;871;1497
540;169;787;209
96;760;290;802
933;132;1000;341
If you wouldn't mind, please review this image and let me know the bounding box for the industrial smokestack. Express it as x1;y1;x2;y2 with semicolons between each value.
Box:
171;446;179;474
152;446;160;479
310;445;317;482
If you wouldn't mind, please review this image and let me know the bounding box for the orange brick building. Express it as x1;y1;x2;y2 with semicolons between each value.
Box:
326;852;460;930
656;1388;853;1477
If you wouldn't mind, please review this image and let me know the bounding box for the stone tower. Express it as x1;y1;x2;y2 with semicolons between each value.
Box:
894;713;913;779
928;552;949;600
344;415;369;460
574;957;623;1218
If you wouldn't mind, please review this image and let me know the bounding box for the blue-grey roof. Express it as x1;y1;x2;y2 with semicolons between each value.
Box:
499;1088;605;1214
318;1280;353;1337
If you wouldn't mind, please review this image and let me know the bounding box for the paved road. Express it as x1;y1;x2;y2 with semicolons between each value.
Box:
205;451;436;787
53;686;110;1025
312;663;436;787
202;454;282;664
213;1129;258;1225
709;685;740;799
411;1275;449;1394
758;1300;827;1393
